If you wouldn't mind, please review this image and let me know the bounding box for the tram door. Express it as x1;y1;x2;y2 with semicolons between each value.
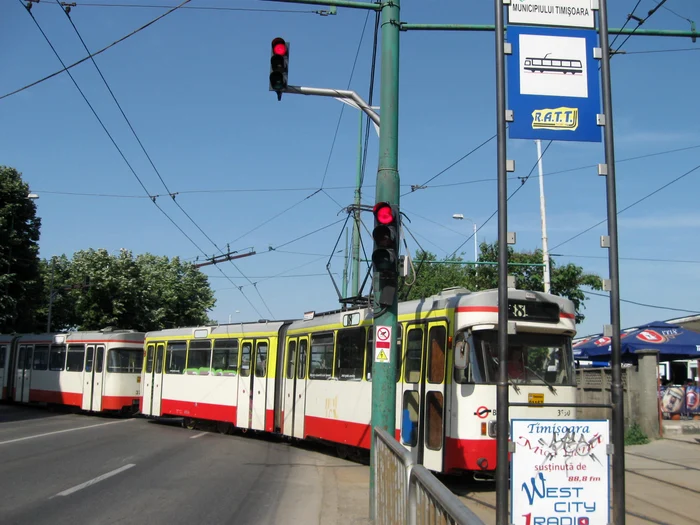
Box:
399;321;448;472
282;337;308;438
251;340;268;431
15;345;32;403
82;345;104;411
236;340;254;429
143;343;164;416
282;338;297;435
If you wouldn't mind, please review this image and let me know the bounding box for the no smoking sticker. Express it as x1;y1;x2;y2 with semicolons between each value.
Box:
375;325;391;363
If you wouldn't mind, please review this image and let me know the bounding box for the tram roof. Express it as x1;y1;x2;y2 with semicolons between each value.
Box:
145;320;288;339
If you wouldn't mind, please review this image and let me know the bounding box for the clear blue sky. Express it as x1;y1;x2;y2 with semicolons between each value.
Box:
1;0;699;337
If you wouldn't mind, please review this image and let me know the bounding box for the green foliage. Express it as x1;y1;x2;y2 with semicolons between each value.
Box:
0;166;42;333
624;422;650;445
36;249;216;332
400;242;603;323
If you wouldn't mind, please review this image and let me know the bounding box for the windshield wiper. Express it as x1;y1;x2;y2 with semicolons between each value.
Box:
525;366;557;394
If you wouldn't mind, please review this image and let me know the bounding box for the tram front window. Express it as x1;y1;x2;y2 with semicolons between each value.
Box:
465;330;575;386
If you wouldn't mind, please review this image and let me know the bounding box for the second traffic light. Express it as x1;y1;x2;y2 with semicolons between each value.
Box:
269;37;289;101
372;202;400;275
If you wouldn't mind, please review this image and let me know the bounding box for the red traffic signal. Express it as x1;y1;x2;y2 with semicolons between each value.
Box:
270;37;289;100
373;202;395;225
272;38;288;56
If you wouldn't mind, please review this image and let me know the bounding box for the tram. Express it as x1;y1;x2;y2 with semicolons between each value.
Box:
523;56;583;75
141;287;577;474
0;329;144;413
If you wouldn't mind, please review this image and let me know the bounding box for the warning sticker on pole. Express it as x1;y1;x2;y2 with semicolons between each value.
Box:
375;325;391;363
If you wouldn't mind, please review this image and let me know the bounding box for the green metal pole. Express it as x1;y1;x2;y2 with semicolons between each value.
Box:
399;23;699;38
271;0;380;10
352;109;362;297
370;0;400;520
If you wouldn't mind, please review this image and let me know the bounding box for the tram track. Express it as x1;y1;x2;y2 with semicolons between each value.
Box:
626;450;700;472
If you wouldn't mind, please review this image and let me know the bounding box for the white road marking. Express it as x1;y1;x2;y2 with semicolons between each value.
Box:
190;432;207;439
0;419;133;446
53;464;136;497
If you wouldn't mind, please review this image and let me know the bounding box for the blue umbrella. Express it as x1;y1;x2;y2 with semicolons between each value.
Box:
573;321;700;362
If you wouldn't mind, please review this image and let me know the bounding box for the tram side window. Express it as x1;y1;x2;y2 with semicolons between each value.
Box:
33;345;49;371
365;326;403;382
335;327;364;381
107;348;143;373
0;345;5;368
240;342;252;377
426;326;446;384
49;345;66;371
165;342;186;374
404;328;424;384
66;345;85;372
212;339;238;376
255;341;268;378
297;339;308;380
286;340;297;380
187;340;212;374
145;345;154;374
309;333;334;380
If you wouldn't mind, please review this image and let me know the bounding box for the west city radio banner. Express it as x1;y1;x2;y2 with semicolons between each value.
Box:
511;420;610;525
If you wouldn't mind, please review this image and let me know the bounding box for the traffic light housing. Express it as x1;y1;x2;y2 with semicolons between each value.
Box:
269;37;289;101
372;202;400;275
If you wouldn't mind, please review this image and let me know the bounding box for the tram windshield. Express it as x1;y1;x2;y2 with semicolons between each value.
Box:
454;330;575;386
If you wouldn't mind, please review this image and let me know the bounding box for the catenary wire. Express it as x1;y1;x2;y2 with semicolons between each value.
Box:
20;0;265;318
1;0;192;101
318;10;371;189
46;2;320;13
585;290;700;315
35;143;700;199
54;0;273;318
550;161;700;251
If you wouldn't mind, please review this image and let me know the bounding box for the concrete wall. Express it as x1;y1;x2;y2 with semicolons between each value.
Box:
575;350;660;439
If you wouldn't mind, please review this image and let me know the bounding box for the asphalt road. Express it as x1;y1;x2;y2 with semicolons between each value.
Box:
0;405;370;525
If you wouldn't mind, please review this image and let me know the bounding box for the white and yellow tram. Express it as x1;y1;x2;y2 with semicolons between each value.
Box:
141;287;577;474
0;329;144;413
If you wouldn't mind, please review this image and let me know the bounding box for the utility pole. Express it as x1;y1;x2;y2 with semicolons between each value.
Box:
536;139;551;293
352;109;363;297
369;0;400;518
493;2;509;524
599;1;625;522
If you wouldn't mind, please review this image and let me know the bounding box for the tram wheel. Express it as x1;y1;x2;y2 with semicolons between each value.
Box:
217;422;232;435
336;445;349;459
183;417;197;430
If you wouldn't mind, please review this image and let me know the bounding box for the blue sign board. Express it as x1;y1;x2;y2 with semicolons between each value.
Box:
507;25;601;142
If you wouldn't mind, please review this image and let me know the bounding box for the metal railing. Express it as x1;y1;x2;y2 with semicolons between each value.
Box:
373;427;486;525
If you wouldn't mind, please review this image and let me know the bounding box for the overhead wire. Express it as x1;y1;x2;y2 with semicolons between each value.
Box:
550;161;700;251
34;143;700;199
448;140;553;257
609;0;642;51
318;10;371;189
52;0;272;318
1;0;192;101
16;0;212;259
610;0;669;56
584;290;700;315
551;253;700;265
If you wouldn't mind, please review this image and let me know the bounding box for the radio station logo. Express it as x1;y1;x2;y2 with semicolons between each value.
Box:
532;107;579;131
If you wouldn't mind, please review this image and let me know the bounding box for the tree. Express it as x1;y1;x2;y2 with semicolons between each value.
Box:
38;249;216;332
401;242;602;323
0;166;42;333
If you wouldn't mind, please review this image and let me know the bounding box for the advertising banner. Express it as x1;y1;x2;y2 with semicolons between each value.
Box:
511;419;610;525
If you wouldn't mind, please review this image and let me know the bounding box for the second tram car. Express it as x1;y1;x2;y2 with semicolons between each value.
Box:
1;329;144;413
141;287;577;474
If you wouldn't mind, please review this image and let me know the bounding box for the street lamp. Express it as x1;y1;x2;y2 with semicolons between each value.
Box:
452;214;478;265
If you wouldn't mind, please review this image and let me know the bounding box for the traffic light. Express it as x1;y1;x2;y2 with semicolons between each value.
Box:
269;37;289;101
372;202;400;275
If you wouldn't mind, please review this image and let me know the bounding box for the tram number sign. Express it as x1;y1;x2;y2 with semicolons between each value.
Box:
375;325;391;363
